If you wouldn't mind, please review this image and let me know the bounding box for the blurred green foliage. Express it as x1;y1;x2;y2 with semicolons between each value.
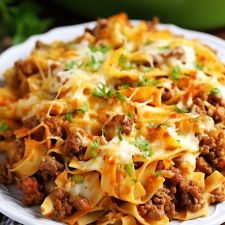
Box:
0;0;53;44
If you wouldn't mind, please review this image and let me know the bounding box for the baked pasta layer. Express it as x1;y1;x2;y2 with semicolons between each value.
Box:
0;13;225;225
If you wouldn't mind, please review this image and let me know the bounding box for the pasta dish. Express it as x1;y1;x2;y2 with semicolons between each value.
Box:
1;13;225;225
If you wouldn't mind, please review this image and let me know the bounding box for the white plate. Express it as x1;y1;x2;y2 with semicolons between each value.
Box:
0;21;225;225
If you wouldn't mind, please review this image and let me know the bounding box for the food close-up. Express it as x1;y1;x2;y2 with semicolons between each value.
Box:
1;1;225;225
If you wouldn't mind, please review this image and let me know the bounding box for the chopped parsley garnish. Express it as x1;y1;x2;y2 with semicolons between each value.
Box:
118;54;132;70
65;111;73;122
92;83;106;98
195;61;204;70
0;122;8;132
118;126;123;141
71;174;84;183
91;55;97;65
121;84;130;89
158;45;170;51
210;87;221;95
156;122;171;128
126;163;134;177
107;89;115;97
175;105;189;113
87;139;99;158
116;92;126;102
83;55;102;72
171;65;181;80
65;61;76;71
76;102;88;114
139;77;159;86
90;46;111;53
92;83;115;99
133;137;153;157
147;122;155;128
128;112;133;119
155;171;161;177
132;179;138;184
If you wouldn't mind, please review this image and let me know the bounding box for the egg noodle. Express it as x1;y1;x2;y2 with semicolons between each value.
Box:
0;13;225;225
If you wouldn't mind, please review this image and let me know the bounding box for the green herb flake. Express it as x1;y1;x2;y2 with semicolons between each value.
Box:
156;122;171;128
126;163;134;177
118;54;132;70
171;65;181;80
128;112;133;119
65;61;76;71
118;126;123;141
92;83;106;98
133;138;153;157
76;102;88;114
195;61;204;70
121;84;130;89
83;55;101;72
155;171;161;177
210;88;221;95
116;92;126;102
90;46;111;53
71;174;84;183
175;105;189;113
91;55;97;65
65;111;73;122
139;77;159;87
87;139;99;158
158;45;170;51
0;122;8;132
107;89;115;97
132;179;138;184
147;122;155;128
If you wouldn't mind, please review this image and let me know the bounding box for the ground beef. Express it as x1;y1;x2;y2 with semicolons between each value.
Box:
0;130;15;141
85;18;108;40
7;138;25;164
51;188;73;219
209;187;225;204
192;90;225;123
22;116;40;129
178;180;204;212
104;114;133;141
63;133;83;156
17;177;44;206
0;161;14;185
208;93;225;107
71;195;91;211
44;179;57;194
156;160;165;170
192;90;213;117
161;88;174;102
198;131;225;171
43;116;64;137
39;156;64;180
212;106;225;123
138;187;176;220
166;166;183;186
196;156;213;175
15;59;38;77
